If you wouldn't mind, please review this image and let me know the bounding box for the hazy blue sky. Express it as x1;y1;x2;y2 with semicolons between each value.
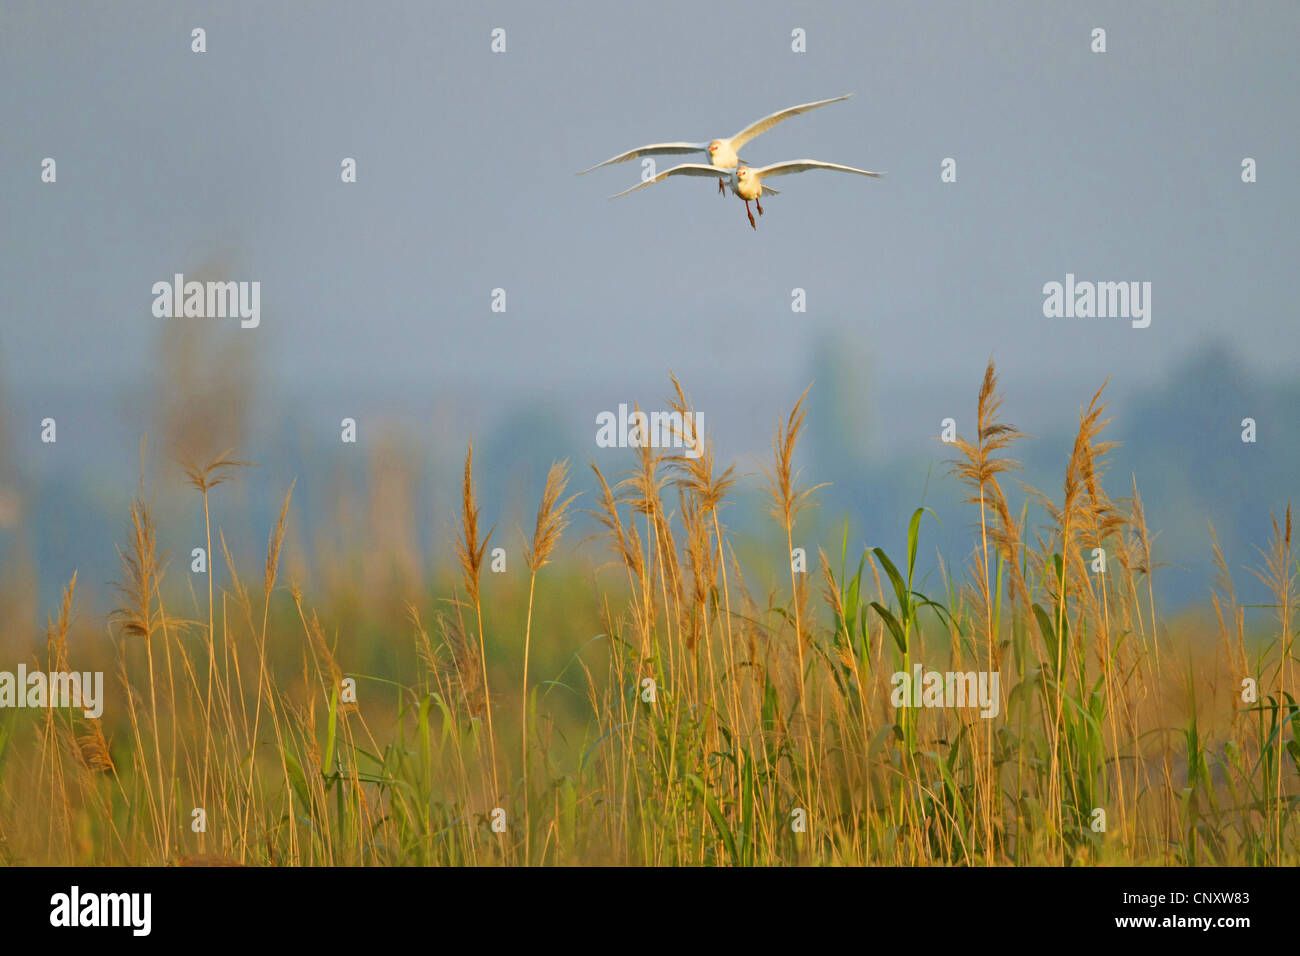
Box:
4;0;1297;413
2;0;1298;577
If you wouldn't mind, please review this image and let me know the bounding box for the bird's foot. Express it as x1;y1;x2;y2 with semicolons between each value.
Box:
717;178;725;195
756;198;764;216
746;202;756;230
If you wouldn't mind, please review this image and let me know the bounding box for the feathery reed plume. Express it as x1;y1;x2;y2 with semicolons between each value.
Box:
763;385;823;810
948;359;1029;609
182;450;253;819
1025;380;1113;609
265;480;296;594
38;576;96;854
680;488;716;649
522;459;577;863
1250;505;1293;628
1128;478;1165;659
112;496;164;641
589;461;656;674
454;442;499;796
666;374;736;513
111;440;170;852
1078;423;1125;618
443;610;487;719
181;450;253;496
947;360;1029;857
1022;378;1113;859
241;483;297;859
409;600;486;719
764;385;824;535
76;720;115;774
666;375;741;720
456;443;493;607
1059;382;1112;568
1129;478;1154;579
621;410;683;624
524;460;578;572
588;462;644;580
763;385;826;649
46;571;76;674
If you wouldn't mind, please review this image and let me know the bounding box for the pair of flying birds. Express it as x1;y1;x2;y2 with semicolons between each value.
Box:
578;94;881;229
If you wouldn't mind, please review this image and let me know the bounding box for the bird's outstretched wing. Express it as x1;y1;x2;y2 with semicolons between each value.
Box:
577;143;707;175
727;94;851;150
751;159;884;179
609;163;733;199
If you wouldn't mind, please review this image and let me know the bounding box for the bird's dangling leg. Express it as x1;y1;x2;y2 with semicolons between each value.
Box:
745;200;756;230
717;177;726;195
756;195;764;216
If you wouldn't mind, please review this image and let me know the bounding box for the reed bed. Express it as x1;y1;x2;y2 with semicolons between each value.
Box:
0;362;1295;866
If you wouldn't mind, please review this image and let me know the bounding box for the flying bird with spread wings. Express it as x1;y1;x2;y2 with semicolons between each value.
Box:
578;94;852;194
611;160;884;229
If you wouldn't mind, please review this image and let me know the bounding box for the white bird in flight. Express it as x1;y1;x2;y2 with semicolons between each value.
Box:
578;94;852;194
611;159;884;229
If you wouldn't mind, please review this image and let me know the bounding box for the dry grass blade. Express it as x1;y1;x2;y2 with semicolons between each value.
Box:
302;607;343;692
408;602;440;678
